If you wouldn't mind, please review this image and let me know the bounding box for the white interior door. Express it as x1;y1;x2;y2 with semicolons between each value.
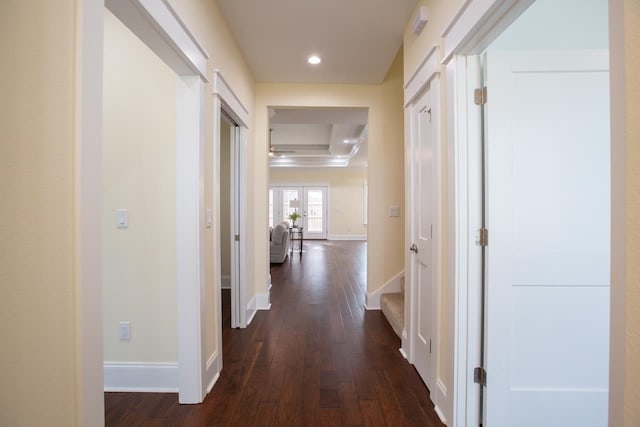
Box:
303;187;327;239
483;49;610;426
410;83;438;394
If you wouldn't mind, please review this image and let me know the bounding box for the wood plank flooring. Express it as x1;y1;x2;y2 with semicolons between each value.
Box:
105;240;445;426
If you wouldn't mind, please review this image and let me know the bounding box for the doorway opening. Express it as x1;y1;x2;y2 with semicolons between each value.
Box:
87;0;210;412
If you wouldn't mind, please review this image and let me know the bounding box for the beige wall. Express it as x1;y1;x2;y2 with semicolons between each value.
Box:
0;1;78;425
257;50;405;295
610;1;640;425
170;0;256;360
102;10;178;363
403;0;466;82
220;121;231;279
270;168;368;237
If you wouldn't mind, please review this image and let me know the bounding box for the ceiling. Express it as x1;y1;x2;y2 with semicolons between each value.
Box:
269;108;368;168
217;0;418;84
217;0;415;168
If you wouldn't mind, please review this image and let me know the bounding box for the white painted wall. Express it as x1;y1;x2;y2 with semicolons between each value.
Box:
102;9;178;363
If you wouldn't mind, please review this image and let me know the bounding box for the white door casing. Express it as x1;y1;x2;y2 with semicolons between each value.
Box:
483;49;610;426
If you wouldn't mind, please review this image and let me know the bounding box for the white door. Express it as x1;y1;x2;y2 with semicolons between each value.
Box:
303;187;327;239
409;83;438;393
483;50;610;426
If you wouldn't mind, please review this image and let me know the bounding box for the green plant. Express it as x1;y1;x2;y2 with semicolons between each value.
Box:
288;211;301;225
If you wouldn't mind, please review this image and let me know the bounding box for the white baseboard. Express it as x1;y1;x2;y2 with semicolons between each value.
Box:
246;294;257;325
400;329;409;359
256;284;272;310
221;275;231;289
205;351;220;394
327;234;367;241
434;379;448;424
364;271;404;310
399;347;408;360
104;362;178;392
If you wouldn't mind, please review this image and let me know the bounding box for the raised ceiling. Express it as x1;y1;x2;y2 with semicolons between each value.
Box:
217;0;418;84
269;108;368;168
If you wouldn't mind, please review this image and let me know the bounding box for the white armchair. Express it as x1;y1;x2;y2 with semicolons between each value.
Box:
270;223;290;263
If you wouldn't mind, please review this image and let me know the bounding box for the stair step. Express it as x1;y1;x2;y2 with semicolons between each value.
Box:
380;292;404;339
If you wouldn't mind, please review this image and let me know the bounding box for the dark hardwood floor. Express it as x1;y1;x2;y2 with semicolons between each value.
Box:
105;240;445;426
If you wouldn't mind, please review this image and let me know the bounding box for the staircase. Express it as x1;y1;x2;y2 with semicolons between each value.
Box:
380;277;404;339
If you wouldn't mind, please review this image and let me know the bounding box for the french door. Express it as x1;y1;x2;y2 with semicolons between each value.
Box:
269;186;327;239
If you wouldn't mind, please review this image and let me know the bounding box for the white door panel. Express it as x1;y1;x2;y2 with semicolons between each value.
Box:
410;83;438;394
484;50;610;426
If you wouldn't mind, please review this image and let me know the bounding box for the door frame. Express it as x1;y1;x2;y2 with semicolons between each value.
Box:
76;0;210;417
212;71;250;337
440;0;600;425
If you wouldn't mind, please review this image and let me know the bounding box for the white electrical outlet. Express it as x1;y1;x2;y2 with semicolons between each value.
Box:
119;321;131;341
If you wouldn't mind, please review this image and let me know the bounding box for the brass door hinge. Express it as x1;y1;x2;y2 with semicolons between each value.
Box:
474;87;487;105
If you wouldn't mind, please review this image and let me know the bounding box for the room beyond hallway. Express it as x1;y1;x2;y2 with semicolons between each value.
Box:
105;241;443;426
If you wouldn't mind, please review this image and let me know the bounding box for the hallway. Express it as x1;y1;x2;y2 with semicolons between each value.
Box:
105;241;444;426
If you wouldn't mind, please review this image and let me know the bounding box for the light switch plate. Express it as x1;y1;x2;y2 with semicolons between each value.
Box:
389;206;401;217
116;209;128;228
206;208;213;228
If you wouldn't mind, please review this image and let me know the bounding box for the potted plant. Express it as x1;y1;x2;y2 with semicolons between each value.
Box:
288;211;301;228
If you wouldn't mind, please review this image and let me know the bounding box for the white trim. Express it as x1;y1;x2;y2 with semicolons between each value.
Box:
106;0;209;80
256;285;272;311
440;0;535;64
327;234;367;241
364;271;404;310
212;71;249;128
399;347;408;360
204;351;220;393
400;328;409;360
435;379;448;424
104;362;179;392
246;294;257;325
75;1;105;424
404;45;440;107
176;75;206;404
450;55;483;427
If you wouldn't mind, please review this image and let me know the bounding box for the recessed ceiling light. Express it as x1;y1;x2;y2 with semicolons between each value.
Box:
308;55;322;65
343;139;351;143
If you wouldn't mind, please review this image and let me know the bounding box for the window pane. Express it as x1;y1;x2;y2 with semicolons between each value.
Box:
306;190;323;233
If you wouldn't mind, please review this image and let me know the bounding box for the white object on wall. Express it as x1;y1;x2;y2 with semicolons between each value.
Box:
412;6;429;35
116;208;128;228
